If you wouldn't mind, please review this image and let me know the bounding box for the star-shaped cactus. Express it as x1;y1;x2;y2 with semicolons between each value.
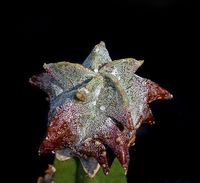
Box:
30;41;172;178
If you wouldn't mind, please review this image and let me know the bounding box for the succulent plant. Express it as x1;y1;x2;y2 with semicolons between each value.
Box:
30;41;172;179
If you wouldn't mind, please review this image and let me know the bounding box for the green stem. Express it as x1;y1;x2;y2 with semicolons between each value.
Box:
53;158;127;183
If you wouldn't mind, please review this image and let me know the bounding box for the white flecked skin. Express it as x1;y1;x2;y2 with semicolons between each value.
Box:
30;41;172;177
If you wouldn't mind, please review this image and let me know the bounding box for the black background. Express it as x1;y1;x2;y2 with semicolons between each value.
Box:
12;1;199;182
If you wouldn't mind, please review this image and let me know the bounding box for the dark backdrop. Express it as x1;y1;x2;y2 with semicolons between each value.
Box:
13;1;199;182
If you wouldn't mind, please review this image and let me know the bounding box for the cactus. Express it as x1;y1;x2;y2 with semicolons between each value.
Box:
31;42;172;183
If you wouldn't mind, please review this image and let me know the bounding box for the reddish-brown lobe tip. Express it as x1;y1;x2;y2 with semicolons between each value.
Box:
146;79;173;102
39;138;55;155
